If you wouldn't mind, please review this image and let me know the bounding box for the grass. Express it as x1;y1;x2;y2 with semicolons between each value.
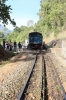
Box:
0;52;18;68
56;86;61;91
44;30;66;44
0;60;11;68
12;52;18;56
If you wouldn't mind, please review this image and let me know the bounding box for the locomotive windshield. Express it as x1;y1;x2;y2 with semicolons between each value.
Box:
29;35;42;44
29;32;43;49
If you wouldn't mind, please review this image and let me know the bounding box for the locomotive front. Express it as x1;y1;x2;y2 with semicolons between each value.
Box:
29;32;43;49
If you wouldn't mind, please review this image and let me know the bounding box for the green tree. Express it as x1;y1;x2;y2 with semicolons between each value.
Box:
36;0;66;36
0;32;4;38
14;26;22;32
0;0;16;26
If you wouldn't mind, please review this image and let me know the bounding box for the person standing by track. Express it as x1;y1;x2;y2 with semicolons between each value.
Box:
18;42;22;52
14;41;17;51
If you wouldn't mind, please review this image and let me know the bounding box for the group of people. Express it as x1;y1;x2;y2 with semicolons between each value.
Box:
3;40;22;51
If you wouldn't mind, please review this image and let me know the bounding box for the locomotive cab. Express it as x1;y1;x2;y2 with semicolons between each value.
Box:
29;32;43;49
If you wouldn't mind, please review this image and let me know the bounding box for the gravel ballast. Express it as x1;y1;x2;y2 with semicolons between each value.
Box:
0;53;36;100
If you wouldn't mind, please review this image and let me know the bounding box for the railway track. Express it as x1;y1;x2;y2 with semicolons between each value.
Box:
18;50;66;100
41;55;48;100
44;53;66;100
18;54;37;100
17;50;49;100
1;49;66;100
18;50;42;100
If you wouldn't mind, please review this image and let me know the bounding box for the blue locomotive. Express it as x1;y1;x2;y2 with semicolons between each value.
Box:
29;32;43;49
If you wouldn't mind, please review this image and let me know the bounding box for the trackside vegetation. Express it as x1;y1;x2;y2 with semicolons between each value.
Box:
0;0;66;43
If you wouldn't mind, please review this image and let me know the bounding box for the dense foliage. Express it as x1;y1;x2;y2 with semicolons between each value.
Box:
34;0;66;37
0;0;16;26
1;0;66;43
6;26;34;43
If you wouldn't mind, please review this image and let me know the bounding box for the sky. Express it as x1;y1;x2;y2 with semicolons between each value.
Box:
2;0;41;30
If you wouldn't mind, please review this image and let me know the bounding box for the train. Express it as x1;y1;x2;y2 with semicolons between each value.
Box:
28;32;43;49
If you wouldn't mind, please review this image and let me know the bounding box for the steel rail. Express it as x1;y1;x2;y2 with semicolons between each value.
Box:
48;56;66;100
18;54;37;100
53;64;66;100
41;55;45;100
41;55;48;100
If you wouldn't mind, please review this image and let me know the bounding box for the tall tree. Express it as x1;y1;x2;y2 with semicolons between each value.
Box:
0;0;16;26
36;0;66;35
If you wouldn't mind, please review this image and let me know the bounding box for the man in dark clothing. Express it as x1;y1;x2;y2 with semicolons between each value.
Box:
14;41;17;51
3;39;5;49
18;42;22;51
